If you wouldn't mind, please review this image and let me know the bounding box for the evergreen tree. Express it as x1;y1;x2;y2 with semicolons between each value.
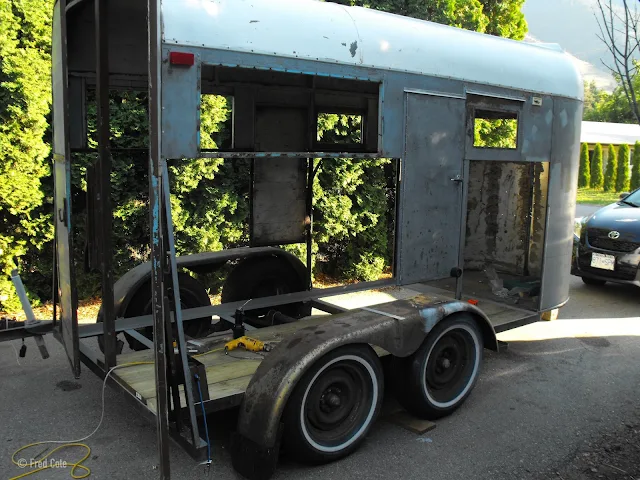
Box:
631;141;640;190
0;0;54;310
616;144;630;192
603;144;618;192
578;143;590;188
590;143;604;189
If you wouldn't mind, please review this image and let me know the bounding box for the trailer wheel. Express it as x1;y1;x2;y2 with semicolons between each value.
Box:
97;273;212;352
221;256;310;322
393;313;483;419
282;344;383;464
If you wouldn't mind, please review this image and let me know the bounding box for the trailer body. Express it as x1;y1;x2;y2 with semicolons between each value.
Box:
41;0;584;477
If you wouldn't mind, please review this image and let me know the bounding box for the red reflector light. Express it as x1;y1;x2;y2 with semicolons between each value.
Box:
169;51;195;66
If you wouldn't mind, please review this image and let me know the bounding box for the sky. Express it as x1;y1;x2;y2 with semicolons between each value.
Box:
522;0;625;91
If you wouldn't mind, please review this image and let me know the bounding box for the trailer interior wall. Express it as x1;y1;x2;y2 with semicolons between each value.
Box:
464;160;549;277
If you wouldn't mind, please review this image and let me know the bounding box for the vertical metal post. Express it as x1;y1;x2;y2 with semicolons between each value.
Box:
149;0;171;477
305;158;314;289
95;0;116;369
162;161;205;449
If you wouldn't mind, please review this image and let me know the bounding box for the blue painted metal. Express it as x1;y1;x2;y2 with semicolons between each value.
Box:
161;50;200;159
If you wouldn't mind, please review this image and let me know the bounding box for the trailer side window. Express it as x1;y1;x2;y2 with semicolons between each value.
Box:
200;94;233;150
317;113;363;145
473;109;518;149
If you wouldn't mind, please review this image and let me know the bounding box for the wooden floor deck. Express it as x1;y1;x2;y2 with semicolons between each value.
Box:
113;283;538;414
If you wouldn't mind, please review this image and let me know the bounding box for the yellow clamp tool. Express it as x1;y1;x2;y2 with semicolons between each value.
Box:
224;336;272;354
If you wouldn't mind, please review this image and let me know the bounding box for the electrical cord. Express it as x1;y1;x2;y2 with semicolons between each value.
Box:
9;361;153;479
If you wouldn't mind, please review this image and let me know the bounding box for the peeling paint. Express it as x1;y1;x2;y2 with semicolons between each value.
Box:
349;41;358;58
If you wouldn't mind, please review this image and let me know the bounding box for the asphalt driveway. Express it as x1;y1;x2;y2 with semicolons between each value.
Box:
1;275;639;480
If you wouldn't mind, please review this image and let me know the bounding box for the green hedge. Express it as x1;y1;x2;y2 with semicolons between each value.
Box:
578;143;590;188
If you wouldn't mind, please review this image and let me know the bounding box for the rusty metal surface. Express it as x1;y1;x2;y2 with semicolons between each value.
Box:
235;294;497;450
398;92;466;284
251;107;308;246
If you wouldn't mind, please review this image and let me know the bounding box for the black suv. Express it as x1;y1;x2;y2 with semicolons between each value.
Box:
572;187;640;286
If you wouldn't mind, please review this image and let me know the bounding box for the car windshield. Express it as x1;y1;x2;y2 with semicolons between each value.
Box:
621;189;640;206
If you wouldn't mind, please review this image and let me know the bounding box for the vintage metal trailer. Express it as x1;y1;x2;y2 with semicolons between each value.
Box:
3;0;583;478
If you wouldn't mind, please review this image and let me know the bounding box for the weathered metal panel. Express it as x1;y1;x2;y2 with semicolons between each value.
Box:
521;96;555;162
251;107;308;245
66;0;147;76
161;49;200;159
464;161;534;274
398;93;465;284
162;0;583;100
52;0;80;378
191;46;564;160
528;162;550;277
539;98;583;310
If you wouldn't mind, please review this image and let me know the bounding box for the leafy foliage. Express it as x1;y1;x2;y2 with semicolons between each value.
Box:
330;0;527;39
616;144;630;193
0;0;54;310
632;142;640;190
590;144;604;189
583;79;640;125
603;145;618;192
578;143;591;188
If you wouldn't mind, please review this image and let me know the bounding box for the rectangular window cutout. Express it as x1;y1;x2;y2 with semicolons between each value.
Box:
473;109;518;149
316;113;364;147
200;94;234;150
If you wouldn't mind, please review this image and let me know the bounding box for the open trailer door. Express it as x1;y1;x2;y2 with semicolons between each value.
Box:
52;0;80;378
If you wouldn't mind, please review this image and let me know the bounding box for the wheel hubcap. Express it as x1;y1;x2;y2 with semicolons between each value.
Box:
423;327;478;406
301;357;377;451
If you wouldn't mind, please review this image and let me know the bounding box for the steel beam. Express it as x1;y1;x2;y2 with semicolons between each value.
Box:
148;0;171;476
95;0;116;370
77;278;395;339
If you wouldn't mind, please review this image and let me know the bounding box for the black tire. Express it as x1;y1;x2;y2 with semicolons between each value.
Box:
221;256;310;321
392;314;483;420
97;273;212;352
582;277;606;286
282;344;384;464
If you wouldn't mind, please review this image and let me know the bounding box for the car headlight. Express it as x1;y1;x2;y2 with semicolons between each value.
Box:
574;216;585;238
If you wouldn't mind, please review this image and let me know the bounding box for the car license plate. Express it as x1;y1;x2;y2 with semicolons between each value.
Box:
591;252;615;271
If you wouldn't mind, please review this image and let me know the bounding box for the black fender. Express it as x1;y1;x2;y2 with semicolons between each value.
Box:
230;293;497;480
106;247;308;319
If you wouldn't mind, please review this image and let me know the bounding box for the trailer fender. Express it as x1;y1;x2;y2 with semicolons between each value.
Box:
230;294;497;480
104;246;307;319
